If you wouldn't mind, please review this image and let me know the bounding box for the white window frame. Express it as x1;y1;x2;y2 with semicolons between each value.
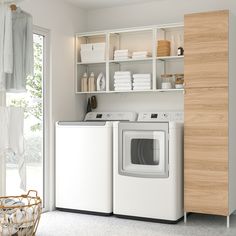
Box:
34;26;52;212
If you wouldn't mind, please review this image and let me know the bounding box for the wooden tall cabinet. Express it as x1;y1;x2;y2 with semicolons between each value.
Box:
184;10;236;223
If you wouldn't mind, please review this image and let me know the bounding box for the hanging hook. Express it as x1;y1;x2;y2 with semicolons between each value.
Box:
10;3;17;11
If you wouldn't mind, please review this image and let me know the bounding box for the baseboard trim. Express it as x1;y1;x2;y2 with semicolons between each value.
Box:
56;207;113;217
114;213;183;224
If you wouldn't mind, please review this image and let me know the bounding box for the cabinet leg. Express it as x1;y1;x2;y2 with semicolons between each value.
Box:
184;212;187;224
227;215;230;228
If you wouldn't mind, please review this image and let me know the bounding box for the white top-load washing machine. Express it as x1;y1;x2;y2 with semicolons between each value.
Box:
113;111;184;222
55;112;136;215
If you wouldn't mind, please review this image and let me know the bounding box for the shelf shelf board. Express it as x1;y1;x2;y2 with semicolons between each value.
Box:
109;57;153;63
156;55;184;61
77;61;106;65
156;88;184;92
76;89;184;95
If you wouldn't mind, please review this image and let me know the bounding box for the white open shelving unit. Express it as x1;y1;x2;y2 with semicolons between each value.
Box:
75;23;184;94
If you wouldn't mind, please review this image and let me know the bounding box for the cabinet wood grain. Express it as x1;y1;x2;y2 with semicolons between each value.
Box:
184;87;229;215
184;10;229;88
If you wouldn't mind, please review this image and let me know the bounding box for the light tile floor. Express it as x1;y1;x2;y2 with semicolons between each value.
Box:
37;211;236;236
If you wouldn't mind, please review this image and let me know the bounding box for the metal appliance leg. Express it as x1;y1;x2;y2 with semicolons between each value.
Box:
184;212;187;224
227;215;230;228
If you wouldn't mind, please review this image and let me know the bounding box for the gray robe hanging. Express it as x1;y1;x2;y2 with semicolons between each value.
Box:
6;8;33;92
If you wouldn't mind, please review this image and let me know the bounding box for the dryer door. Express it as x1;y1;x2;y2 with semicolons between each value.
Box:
118;122;169;178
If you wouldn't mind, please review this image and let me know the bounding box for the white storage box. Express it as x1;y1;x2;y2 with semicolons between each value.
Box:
80;43;106;62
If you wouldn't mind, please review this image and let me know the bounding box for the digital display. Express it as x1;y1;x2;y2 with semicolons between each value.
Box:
96;114;102;118
151;114;158;118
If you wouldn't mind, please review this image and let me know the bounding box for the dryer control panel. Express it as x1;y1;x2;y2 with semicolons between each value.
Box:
138;111;184;122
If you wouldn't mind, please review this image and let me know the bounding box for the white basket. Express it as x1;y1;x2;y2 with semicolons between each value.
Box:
80;43;106;62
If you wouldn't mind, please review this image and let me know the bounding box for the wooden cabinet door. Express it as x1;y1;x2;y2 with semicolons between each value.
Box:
184;87;229;216
184;10;229;88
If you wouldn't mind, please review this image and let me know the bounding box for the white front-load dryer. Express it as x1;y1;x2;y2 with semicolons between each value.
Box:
113;111;184;223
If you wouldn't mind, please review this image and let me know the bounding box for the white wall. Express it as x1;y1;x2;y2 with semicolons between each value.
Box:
20;0;87;122
87;0;236;31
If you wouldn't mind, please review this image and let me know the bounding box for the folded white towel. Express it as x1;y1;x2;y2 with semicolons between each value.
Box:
114;75;131;79
133;84;151;88
133;74;151;78
133;87;151;91
133;51;150;56
114;56;130;60
114;84;132;88
114;76;131;80
132;56;149;59
114;52;130;56
114;71;131;76
133;80;151;84
114;49;129;53
133;82;151;86
114;82;132;86
114;87;132;91
133;78;151;81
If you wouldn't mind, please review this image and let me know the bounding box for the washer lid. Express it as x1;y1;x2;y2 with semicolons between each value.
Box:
84;112;137;122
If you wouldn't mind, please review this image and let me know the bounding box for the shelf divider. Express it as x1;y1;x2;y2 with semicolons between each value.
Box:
152;28;157;90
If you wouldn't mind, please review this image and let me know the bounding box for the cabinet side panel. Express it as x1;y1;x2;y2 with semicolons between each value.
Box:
184;10;229;88
184;87;229;216
229;12;236;215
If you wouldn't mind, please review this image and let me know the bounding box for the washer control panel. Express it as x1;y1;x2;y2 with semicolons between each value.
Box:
85;112;137;122
138;111;184;122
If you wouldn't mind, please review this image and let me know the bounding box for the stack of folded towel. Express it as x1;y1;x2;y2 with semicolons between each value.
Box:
133;74;152;90
114;49;131;60
132;51;151;59
114;71;132;91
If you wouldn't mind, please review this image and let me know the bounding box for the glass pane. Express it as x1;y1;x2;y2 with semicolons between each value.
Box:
6;34;44;204
131;139;160;165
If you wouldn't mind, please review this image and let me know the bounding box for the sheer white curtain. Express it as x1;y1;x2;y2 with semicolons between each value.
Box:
0;92;26;196
0;91;6;195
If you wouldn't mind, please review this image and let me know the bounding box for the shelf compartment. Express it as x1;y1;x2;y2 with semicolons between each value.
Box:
76;63;106;93
110;29;153;61
76;34;107;64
